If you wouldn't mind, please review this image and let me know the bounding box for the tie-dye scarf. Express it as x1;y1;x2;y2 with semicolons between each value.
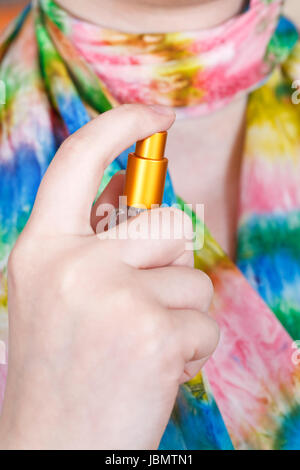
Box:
1;0;300;450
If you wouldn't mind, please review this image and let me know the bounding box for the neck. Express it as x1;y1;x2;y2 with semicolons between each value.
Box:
56;0;247;33
167;97;247;258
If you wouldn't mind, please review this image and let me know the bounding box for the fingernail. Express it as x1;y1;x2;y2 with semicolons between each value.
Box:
148;104;175;116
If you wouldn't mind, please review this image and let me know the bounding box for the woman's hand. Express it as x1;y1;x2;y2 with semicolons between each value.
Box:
0;104;219;450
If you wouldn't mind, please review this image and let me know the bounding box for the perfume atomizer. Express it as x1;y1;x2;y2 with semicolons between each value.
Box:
109;131;168;228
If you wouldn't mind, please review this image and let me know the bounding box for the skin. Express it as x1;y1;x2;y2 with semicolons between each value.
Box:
0;104;218;450
57;0;246;32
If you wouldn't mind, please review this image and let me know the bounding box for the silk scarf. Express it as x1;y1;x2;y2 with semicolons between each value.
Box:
1;0;300;450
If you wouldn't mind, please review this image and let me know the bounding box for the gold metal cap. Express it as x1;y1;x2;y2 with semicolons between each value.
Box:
123;132;168;209
135;131;167;161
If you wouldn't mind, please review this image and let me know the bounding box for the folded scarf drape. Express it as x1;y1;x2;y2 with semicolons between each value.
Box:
1;0;300;450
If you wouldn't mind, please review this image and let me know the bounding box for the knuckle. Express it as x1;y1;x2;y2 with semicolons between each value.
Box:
8;235;33;281
203;317;220;354
53;258;79;301
59;134;82;156
199;272;214;305
138;310;169;357
7;243;22;276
